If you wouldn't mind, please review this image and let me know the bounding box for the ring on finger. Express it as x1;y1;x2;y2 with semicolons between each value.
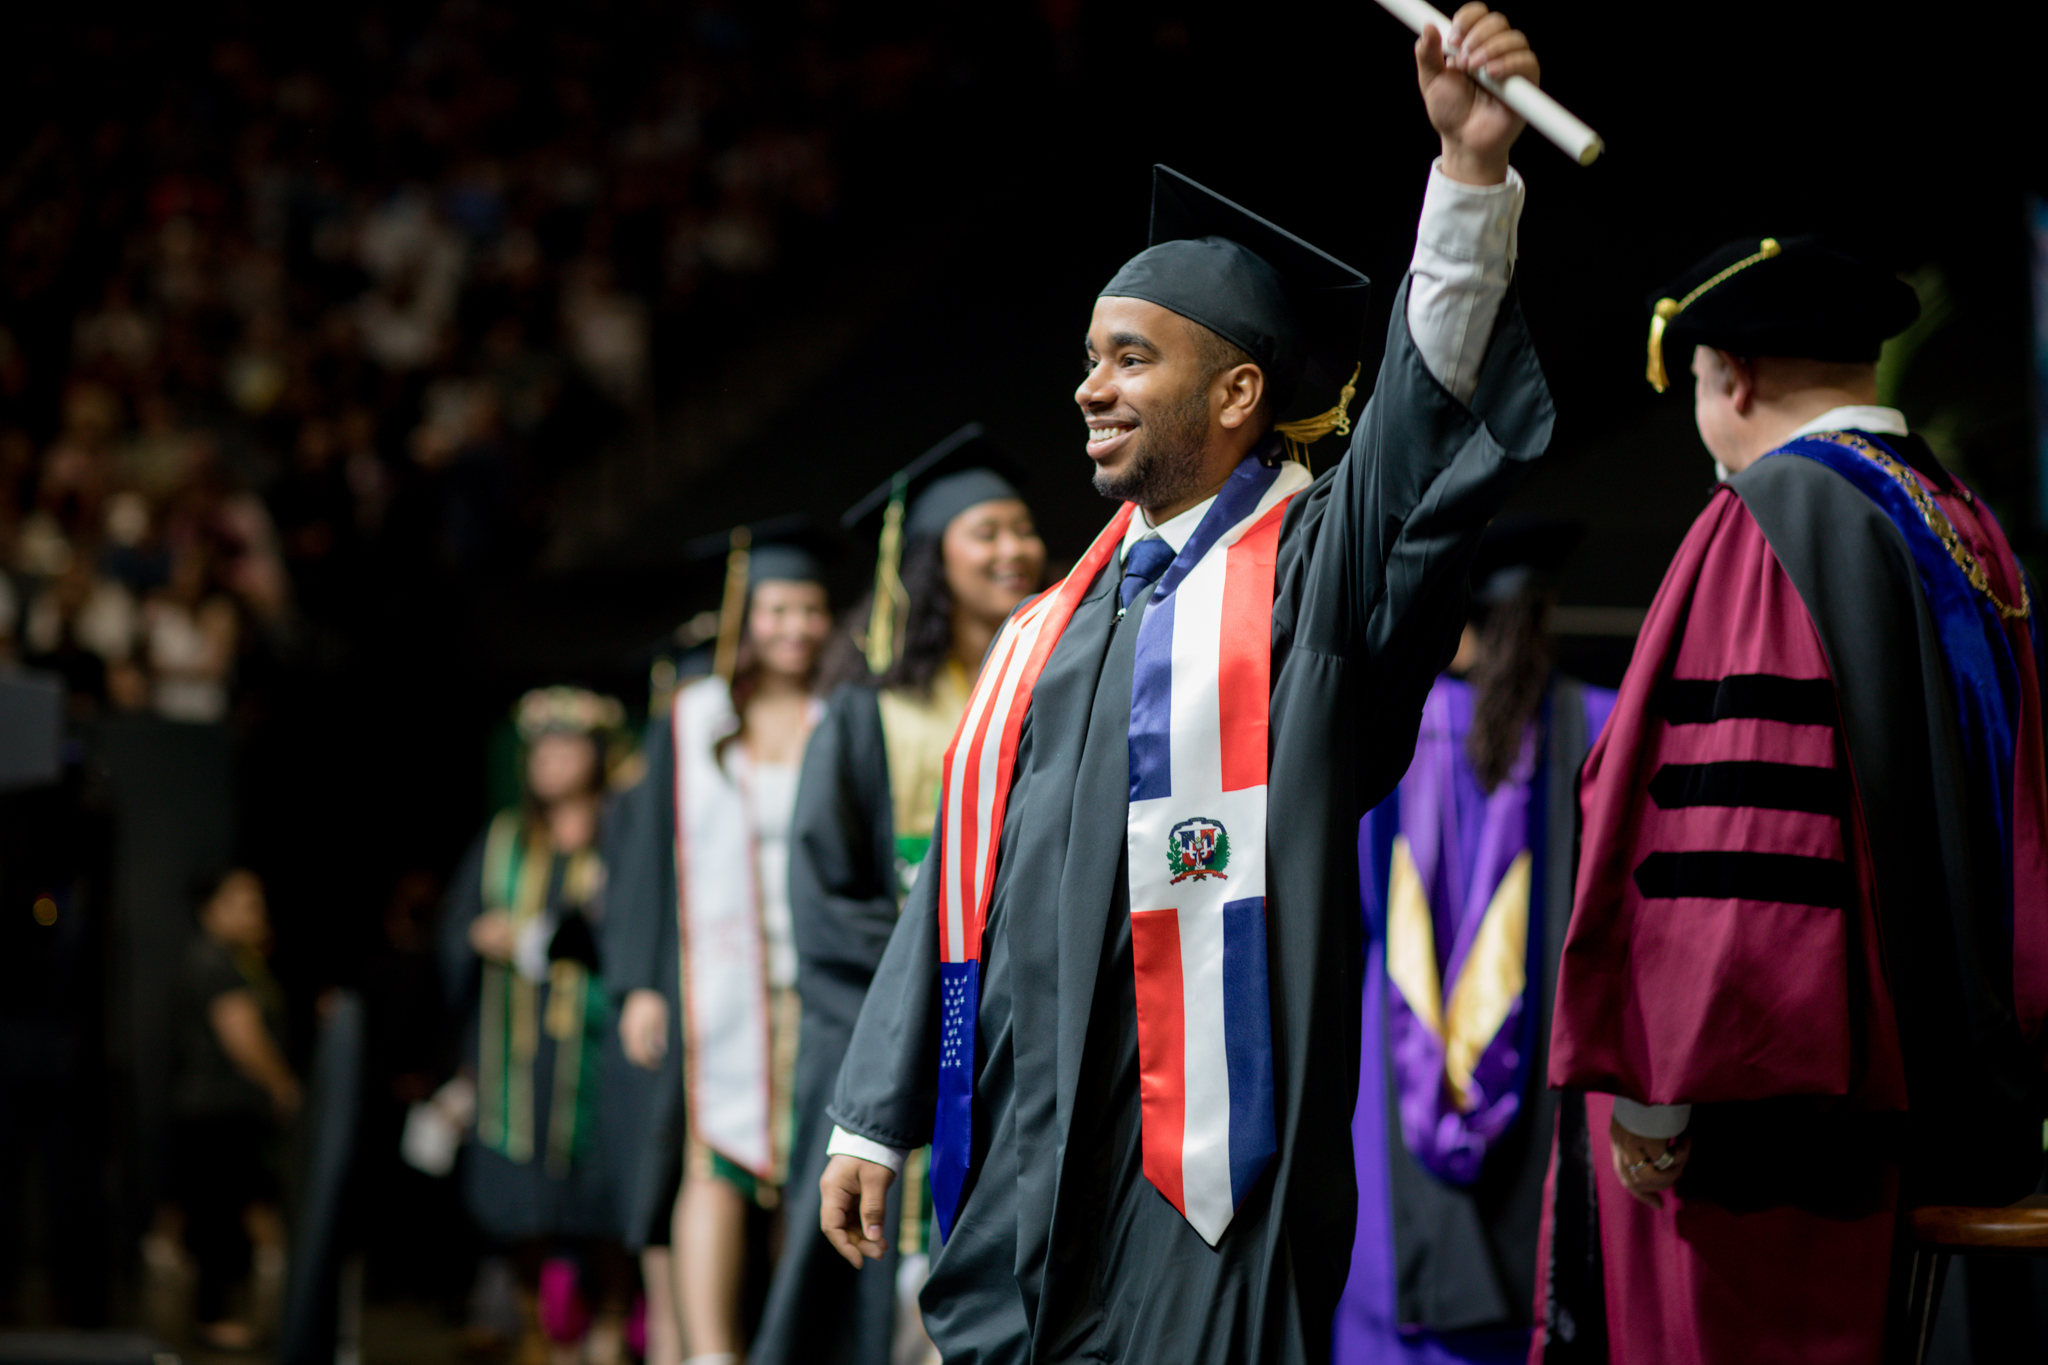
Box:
1624;1159;1648;1178
1651;1150;1676;1172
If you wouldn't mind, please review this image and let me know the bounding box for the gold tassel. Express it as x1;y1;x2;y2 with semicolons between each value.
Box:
865;482;908;675
1273;364;1361;473
1646;300;1679;393
712;526;752;684
1646;237;1780;393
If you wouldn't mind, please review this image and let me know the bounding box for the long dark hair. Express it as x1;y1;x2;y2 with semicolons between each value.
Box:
880;535;958;695
814;533;974;698
1465;582;1554;791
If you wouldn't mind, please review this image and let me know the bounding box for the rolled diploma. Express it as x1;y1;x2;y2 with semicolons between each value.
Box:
1374;0;1604;166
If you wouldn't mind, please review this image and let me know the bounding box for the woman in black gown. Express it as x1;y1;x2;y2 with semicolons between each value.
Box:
754;438;1045;1365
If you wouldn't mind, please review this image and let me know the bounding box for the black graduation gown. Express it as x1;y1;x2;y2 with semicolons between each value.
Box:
600;715;686;1251
754;685;909;1365
830;278;1554;1365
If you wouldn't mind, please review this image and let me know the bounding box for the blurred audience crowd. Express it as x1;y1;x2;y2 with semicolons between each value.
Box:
0;0;950;1347
0;0;909;721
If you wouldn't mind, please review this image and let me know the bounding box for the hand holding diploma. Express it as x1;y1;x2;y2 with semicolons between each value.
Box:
1394;0;1605;168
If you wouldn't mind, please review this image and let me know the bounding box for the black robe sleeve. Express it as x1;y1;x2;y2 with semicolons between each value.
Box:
790;685;900;1001
1277;275;1554;805
596;714;685;1248
825;842;944;1152
601;715;678;1005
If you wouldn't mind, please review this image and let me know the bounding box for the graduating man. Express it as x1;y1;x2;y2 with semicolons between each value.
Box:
1539;236;2048;1364
816;8;1556;1362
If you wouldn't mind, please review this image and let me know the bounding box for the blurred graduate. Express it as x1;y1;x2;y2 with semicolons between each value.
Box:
752;427;1047;1365
606;526;834;1365
814;8;1559;1360
1539;236;2048;1363
1337;519;1612;1365
440;686;631;1364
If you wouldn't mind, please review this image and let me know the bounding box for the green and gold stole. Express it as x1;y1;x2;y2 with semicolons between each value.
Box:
474;810;604;1175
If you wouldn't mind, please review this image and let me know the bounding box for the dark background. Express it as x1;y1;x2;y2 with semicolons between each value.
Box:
0;0;2043;1342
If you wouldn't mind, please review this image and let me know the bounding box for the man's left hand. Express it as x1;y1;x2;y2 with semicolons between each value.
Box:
1418;4;1537;185
1609;1116;1691;1208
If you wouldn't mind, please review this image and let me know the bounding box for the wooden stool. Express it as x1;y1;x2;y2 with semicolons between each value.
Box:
1903;1195;2048;1363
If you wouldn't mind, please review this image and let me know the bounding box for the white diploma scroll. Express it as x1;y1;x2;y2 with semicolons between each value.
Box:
1374;0;1604;166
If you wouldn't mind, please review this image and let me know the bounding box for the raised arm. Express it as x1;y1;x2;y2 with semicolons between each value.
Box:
1278;6;1552;802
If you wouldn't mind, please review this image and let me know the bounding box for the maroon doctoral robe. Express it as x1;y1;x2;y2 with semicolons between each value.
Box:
1537;446;2048;1365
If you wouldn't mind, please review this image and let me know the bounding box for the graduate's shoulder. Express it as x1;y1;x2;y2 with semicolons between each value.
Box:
817;678;885;738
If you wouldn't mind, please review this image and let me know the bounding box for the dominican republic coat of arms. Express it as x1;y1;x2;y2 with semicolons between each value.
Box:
1167;816;1231;884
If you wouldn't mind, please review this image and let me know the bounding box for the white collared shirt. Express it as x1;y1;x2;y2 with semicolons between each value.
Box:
1787;405;1909;440
828;159;1529;1176
1121;492;1214;561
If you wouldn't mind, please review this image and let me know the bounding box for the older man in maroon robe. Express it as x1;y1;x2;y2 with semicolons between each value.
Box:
1537;235;2048;1365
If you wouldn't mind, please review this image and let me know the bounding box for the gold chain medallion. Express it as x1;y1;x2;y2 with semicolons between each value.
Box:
1808;431;2030;621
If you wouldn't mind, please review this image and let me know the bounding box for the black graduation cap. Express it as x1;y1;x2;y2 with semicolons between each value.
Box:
1100;166;1371;460
841;422;1030;674
1644;234;1920;392
1470;515;1584;605
840;423;1028;547
679;516;837;681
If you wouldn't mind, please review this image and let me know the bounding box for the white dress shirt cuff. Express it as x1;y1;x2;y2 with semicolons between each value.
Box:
1415;159;1523;271
827;1125;908;1175
1406;161;1525;403
1610;1097;1692;1140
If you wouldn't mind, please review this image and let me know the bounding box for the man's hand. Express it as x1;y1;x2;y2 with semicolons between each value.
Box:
1418;4;1537;185
820;1154;897;1269
468;910;516;964
619;989;670;1069
1609;1116;1691;1208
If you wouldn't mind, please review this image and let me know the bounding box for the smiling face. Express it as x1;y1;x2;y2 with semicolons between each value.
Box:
941;497;1045;629
1076;296;1266;516
747;578;831;682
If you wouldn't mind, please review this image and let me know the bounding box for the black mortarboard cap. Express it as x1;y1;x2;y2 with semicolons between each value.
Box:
841;423;1028;546
680;516;833;588
1100;166;1371;449
1645;234;1920;392
841;423;1031;674
1470;515;1584;605
681;516;836;680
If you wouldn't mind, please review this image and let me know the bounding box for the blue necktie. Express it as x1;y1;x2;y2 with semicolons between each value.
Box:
1120;535;1176;610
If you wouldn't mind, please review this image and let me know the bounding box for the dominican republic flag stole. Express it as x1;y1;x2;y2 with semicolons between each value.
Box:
932;454;1310;1244
672;676;818;1183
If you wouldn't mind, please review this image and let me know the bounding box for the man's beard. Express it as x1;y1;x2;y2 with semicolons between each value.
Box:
1091;381;1211;511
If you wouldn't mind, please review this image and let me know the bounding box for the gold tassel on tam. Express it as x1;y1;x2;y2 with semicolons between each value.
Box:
864;479;909;675
712;526;752;683
1646;237;1780;392
1273;364;1361;472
